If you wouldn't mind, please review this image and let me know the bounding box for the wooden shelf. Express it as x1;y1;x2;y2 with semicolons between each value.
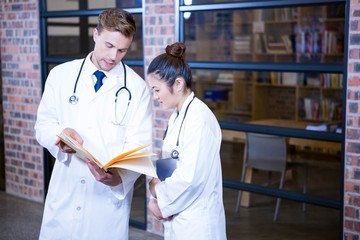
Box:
188;4;344;125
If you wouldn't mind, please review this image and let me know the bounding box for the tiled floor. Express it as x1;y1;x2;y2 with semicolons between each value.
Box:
0;141;341;239
0;191;162;240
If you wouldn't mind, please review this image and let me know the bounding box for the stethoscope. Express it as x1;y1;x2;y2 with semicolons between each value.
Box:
162;95;195;159
68;59;132;125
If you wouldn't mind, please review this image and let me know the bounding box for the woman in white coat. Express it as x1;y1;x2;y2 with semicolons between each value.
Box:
146;42;227;240
34;9;152;240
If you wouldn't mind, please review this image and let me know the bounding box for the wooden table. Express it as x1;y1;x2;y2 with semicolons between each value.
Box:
221;119;341;207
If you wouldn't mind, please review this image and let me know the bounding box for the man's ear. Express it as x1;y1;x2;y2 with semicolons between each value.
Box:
93;28;99;41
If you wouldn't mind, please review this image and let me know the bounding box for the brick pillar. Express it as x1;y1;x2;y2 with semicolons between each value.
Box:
0;1;43;202
143;0;176;235
344;1;360;239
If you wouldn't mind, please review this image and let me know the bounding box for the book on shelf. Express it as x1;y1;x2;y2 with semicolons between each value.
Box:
281;72;298;85
306;76;321;87
57;131;157;178
281;35;293;53
321;73;343;88
254;33;266;53
263;34;290;54
302;98;320;120
234;35;251;54
216;72;234;83
323;29;343;54
298;97;342;121
305;122;341;133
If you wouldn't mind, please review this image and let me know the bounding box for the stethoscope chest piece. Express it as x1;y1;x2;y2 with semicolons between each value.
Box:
69;94;79;105
170;149;179;159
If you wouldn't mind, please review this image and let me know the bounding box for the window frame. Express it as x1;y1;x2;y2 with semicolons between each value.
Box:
39;1;146;230
177;0;347;236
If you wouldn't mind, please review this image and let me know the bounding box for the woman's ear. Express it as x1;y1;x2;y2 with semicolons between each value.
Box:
174;77;185;92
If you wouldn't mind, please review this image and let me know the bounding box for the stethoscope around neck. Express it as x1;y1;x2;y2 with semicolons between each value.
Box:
68;58;132;125
162;95;195;160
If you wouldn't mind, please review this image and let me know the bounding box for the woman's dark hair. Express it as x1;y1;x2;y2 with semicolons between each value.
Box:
147;42;192;91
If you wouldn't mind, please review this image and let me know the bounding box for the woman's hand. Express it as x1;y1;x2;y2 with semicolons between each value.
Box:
149;177;160;198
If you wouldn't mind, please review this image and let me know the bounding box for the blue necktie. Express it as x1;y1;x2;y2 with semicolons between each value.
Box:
94;70;106;92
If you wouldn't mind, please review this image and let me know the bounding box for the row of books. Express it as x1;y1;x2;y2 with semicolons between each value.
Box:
296;29;343;55
249;30;342;55
298;97;342;121
257;72;343;88
253;8;298;21
321;73;343;88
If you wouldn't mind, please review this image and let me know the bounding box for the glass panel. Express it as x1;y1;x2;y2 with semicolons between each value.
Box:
47;17;82;57
130;175;146;224
131;66;145;79
221;139;340;239
193;69;343;132
47;64;143;78
47;15;143;60
189;0;250;3
46;0;141;11
184;4;345;63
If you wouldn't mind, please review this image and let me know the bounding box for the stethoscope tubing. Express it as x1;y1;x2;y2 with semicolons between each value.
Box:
163;95;195;159
69;58;130;104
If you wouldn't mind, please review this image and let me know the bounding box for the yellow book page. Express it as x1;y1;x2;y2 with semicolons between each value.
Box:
103;151;155;169
108;157;157;178
57;132;157;177
110;144;152;160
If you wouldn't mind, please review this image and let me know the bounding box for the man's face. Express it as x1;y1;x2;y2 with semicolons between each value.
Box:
92;28;133;71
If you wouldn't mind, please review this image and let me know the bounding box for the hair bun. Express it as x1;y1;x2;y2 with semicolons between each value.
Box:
165;42;186;58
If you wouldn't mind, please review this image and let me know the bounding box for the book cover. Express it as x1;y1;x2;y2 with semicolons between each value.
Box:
156;158;177;181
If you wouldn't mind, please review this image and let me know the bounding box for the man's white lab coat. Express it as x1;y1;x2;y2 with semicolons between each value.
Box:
35;53;152;240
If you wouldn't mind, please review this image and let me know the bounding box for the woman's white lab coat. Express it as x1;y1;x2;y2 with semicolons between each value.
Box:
34;52;152;240
155;92;227;240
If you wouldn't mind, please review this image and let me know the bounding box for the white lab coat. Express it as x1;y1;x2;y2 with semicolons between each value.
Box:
35;52;152;240
155;92;227;240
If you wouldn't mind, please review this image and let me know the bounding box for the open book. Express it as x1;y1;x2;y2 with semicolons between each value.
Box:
57;132;158;178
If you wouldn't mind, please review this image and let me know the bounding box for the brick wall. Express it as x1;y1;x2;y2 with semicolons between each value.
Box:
344;2;360;239
0;1;43;202
143;0;175;235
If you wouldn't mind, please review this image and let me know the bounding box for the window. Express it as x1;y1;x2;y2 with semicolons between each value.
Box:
45;0;141;11
183;4;344;126
179;1;345;238
46;15;143;61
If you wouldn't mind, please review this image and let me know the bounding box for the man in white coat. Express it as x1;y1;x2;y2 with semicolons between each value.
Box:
34;8;152;240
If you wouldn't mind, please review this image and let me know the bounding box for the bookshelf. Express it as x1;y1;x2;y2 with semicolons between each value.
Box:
187;3;344;125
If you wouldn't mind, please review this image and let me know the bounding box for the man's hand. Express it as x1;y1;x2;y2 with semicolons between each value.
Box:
55;128;83;154
85;159;122;186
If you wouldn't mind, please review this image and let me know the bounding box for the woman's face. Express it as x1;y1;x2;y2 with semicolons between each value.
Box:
146;73;177;110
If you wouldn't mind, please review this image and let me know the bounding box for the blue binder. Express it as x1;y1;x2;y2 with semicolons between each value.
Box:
156;158;177;181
